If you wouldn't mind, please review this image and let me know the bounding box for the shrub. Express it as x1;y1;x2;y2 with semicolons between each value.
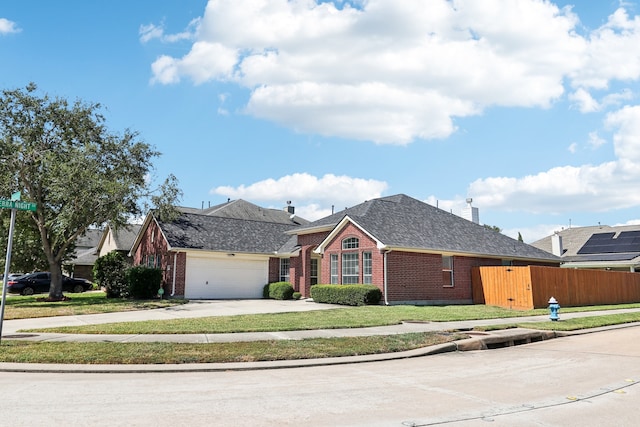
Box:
126;266;163;299
310;284;382;306
292;292;302;300
263;282;294;300
93;251;129;298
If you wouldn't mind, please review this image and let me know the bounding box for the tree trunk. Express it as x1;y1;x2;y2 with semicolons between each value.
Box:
48;262;64;300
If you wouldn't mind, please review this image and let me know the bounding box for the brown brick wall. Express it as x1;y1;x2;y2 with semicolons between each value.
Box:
133;218;186;297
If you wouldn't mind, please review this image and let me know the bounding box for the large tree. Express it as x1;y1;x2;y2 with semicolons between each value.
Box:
0;83;179;299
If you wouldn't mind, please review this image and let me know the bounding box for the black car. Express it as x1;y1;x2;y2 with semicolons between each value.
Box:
6;272;93;295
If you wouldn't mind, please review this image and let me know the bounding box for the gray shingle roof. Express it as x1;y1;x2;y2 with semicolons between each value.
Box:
296;194;559;261
158;213;299;253
178;199;309;226
110;224;142;252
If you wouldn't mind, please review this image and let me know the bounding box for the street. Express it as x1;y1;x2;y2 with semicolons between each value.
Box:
1;326;639;426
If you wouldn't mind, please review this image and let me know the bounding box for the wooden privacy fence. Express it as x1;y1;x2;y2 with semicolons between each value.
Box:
472;265;640;309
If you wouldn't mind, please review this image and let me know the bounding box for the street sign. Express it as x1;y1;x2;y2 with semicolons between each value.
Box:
0;199;37;211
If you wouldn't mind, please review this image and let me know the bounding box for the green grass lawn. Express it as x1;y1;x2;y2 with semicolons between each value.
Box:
20;302;640;335
2;291;187;319
0;332;467;364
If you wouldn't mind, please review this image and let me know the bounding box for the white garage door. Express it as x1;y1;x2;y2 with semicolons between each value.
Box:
184;255;268;299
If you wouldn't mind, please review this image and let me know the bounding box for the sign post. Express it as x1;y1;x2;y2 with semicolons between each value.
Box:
0;193;37;343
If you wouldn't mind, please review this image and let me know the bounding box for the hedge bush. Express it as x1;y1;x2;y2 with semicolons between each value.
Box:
126;266;163;299
93;251;129;298
310;284;382;306
263;282;294;300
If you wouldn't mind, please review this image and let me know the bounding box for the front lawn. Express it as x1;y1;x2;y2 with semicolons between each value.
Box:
1;291;187;320
20;302;640;335
0;332;466;364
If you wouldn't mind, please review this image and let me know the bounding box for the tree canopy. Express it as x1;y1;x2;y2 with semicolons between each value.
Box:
0;83;180;298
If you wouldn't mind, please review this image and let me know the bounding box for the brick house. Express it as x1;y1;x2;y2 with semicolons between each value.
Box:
283;194;560;304
129;199;306;298
130;194;560;303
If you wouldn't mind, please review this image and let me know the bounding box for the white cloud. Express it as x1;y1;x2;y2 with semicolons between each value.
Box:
569;88;600;112
151;0;602;144
588;131;607;149
568;142;578;153
459;104;640;215
211;172;388;220
139;18;200;44
571;8;640;89
0;18;20;34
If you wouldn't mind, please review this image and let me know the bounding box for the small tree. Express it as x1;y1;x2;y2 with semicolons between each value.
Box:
93;251;128;298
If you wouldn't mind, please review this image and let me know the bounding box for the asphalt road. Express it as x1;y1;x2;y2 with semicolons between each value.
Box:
1;326;639;427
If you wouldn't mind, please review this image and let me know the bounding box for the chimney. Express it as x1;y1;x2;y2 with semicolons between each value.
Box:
551;232;563;256
284;200;294;215
461;198;479;224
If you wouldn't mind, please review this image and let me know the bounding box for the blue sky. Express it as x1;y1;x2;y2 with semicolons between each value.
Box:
2;0;640;243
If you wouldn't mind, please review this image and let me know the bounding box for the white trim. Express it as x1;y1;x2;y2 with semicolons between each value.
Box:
314;216;384;254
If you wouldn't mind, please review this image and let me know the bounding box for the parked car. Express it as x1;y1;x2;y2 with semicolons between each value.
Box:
6;272;93;296
1;273;24;282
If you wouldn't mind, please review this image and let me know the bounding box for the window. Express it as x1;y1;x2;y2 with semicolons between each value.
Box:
147;254;155;268
442;255;454;287
362;252;372;284
342;237;359;249
342;252;359;284
310;258;318;286
279;258;290;282
330;254;339;284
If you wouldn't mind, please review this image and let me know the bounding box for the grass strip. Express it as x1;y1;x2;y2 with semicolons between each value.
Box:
477;311;640;332
26;303;640;335
0;332;466;364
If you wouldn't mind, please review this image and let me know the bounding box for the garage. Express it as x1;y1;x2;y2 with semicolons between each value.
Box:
184;254;269;299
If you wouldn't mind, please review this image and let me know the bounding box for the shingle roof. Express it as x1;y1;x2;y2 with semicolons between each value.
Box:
297;194;559;262
110;224;142;252
158;213;299;253
178;199;309;226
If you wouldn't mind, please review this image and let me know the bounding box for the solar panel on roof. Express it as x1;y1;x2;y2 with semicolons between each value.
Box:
578;231;640;254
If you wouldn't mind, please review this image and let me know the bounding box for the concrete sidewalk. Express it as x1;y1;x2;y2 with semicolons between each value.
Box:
1;300;640;373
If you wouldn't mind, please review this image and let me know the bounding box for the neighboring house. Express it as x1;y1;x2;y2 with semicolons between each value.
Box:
65;228;103;281
131;195;559;303
531;225;640;272
97;224;142;260
129;199;307;299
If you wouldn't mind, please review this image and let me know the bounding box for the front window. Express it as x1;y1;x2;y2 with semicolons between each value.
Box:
363;252;372;284
310;258;318;286
342;237;359;249
279;258;290;282
442;255;454;287
342;252;359;284
330;254;339;284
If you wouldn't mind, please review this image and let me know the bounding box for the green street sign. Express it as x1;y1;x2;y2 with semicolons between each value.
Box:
0;199;37;211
